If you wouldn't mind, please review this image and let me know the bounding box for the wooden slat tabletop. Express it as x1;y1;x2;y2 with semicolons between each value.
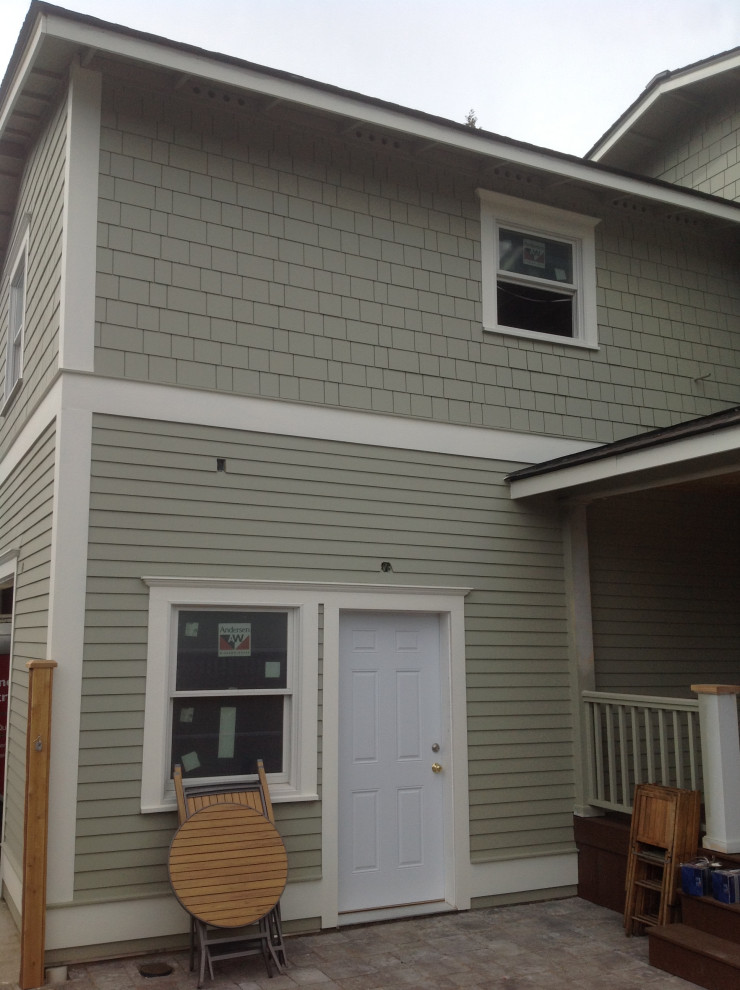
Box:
168;804;287;928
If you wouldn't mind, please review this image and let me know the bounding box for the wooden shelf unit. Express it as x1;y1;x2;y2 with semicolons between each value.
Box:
624;784;701;936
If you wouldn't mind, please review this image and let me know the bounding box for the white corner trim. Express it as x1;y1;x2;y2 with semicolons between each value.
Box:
59;61;101;372
45;404;94;904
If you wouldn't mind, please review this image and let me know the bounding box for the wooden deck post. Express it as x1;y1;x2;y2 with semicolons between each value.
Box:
19;660;57;990
692;684;740;855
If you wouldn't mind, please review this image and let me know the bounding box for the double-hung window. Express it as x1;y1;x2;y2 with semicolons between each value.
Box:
172;608;289;779
141;580;319;812
478;190;599;348
3;245;26;409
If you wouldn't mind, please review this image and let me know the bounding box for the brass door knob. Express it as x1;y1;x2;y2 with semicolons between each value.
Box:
431;762;443;774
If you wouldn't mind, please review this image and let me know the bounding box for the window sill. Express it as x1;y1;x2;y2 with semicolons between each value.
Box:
1;378;22;416
483;323;600;351
142;784;320;814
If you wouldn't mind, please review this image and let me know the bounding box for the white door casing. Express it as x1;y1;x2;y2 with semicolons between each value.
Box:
322;586;471;928
338;612;445;913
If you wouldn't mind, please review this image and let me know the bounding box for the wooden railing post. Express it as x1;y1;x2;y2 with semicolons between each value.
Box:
692;684;740;855
19;660;57;990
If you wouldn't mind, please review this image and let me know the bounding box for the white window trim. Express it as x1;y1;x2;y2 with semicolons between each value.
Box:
2;228;29;414
478;189;599;349
141;579;319;812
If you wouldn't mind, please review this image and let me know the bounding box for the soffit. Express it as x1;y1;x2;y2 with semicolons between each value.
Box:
2;5;740;275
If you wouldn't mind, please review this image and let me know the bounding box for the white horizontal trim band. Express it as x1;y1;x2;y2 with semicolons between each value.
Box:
63;371;594;465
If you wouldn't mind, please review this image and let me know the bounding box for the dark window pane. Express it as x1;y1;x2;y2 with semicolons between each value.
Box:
176;610;287;690
172;695;284;778
497;280;574;337
499;228;573;284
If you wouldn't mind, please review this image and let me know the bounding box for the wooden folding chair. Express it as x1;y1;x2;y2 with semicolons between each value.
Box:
172;761;287;979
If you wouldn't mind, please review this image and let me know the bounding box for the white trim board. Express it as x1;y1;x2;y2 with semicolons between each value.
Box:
59;61;101;373
62;371;597;465
44;878;322;953
469;852;578;899
40;849;577;954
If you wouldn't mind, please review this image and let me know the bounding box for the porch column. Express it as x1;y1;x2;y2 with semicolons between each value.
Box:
692;684;740;854
564;504;600;817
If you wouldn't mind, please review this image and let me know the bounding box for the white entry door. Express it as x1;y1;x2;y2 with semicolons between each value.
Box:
338;612;445;914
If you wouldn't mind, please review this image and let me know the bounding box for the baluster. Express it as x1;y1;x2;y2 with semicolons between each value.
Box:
631;706;641;789
645;708;655;782
672;710;683;788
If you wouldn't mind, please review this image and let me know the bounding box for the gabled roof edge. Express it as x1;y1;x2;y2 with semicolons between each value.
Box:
586;43;740;162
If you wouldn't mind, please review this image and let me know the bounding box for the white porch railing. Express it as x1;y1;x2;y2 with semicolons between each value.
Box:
583;690;702;814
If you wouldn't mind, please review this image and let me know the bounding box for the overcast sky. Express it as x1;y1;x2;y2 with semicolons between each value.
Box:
1;0;739;156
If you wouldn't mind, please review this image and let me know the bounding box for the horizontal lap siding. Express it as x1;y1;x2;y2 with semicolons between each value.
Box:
79;413;571;900
589;489;740;696
0;425;56;870
0;97;65;456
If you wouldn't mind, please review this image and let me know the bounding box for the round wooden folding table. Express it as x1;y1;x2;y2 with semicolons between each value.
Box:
168;803;288;986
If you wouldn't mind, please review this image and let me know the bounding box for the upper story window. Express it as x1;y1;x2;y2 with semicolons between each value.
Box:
478;190;599;349
3;244;27;411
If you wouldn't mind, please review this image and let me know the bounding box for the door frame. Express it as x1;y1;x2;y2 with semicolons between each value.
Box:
321;584;471;928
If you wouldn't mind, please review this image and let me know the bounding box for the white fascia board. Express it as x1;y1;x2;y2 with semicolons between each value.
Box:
591;50;740;163
0;15;45;136
38;13;740;227
509;424;740;500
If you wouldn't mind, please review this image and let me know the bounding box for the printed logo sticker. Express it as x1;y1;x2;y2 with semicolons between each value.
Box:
218;622;252;657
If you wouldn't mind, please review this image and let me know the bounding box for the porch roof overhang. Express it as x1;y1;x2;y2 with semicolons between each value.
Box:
2;3;740;274
507;406;740;502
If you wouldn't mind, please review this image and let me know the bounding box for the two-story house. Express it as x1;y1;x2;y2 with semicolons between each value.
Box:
0;3;738;967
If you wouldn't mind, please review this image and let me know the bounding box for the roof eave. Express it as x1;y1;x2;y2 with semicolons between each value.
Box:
0;4;738;230
508;411;740;501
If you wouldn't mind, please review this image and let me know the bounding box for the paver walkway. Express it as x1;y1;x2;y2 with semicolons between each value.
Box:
55;898;696;990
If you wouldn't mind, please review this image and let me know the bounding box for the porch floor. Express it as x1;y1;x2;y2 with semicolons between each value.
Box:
30;897;696;989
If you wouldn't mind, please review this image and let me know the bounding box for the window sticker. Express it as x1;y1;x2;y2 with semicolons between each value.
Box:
181;751;200;772
523;238;546;268
218;706;236;759
265;661;281;679
218;622;251;658
179;707;194;723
